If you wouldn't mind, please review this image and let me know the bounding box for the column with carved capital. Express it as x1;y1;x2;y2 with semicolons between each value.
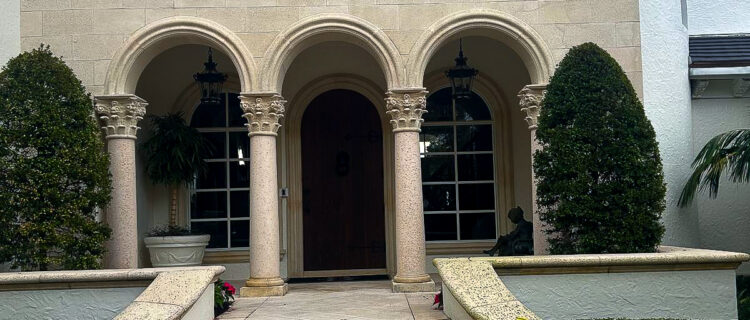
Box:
386;89;435;292
94;95;147;269
238;93;287;297
518;84;548;255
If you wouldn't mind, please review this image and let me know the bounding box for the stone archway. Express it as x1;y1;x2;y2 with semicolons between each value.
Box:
94;16;256;270
259;13;405;93
103;16;256;95
407;9;553;255
407;8;555;88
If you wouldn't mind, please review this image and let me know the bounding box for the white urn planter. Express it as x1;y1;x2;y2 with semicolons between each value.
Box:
144;234;210;267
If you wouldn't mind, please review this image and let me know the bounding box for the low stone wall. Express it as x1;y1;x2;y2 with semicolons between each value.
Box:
435;259;540;320
434;246;749;320
0;266;224;320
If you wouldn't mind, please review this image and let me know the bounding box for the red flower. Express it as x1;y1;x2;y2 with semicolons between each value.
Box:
223;282;236;295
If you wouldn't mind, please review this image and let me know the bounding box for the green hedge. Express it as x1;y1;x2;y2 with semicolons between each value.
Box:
0;46;112;270
534;43;666;254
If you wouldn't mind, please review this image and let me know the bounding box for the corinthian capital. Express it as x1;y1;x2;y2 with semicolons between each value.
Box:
385;89;428;132
240;93;286;136
518;84;547;130
94;95;147;139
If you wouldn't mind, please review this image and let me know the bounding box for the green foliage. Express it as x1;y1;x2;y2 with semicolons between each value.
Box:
214;279;235;316
0;45;112;271
534;43;666;254
678;129;750;207
739;275;750;320
140;113;209;188
145;224;193;237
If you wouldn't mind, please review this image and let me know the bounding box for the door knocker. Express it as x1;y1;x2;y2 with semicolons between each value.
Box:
335;151;350;176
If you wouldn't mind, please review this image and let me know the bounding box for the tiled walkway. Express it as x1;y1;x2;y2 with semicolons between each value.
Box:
217;280;448;320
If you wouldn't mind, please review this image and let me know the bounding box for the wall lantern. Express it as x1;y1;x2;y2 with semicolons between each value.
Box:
445;39;478;100
193;48;228;106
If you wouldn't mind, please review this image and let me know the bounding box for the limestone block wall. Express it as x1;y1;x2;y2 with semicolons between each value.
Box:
0;0;20;66
19;0;644;96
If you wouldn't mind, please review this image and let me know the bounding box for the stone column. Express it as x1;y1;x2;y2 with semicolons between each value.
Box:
386;89;435;293
518;84;548;255
239;93;287;297
94;95;147;269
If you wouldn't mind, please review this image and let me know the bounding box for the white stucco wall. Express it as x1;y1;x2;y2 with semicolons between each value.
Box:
687;0;750;35
0;0;20;67
639;0;700;247
684;0;750;274
0;287;145;320
692;97;750;275
502;269;739;319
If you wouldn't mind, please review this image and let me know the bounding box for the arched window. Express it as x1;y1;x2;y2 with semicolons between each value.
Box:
420;88;496;241
189;93;249;249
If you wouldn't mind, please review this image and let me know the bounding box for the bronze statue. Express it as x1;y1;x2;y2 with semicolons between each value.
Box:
483;206;533;256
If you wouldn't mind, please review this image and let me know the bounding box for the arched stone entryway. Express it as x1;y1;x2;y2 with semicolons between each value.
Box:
94;16;256;269
408;9;553;256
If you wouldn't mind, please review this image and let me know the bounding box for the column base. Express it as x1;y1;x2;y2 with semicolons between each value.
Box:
240;283;288;297
391;279;436;293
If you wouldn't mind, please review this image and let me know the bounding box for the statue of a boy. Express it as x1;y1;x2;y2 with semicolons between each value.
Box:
483;206;533;256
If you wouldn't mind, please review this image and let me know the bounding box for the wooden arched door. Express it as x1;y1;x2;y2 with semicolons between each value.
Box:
301;89;387;272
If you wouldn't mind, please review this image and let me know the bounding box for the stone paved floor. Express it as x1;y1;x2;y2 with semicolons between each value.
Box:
217;280;447;320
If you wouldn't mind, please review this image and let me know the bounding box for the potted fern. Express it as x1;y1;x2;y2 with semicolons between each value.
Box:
141;113;212;267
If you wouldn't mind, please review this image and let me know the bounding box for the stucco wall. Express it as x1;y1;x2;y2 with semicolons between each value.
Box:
502;269;739;319
639;0;700;248
692;97;750;274
686;0;750;35
0;287;144;320
0;0;20;67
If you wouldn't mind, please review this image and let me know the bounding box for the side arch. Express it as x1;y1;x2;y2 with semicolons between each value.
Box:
103;16;257;94
260;13;405;92
407;8;555;87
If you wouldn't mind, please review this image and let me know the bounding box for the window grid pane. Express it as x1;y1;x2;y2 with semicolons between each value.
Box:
421;88;497;242
190;93;250;250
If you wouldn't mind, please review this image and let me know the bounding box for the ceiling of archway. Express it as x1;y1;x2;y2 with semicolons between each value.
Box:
135;44;240;116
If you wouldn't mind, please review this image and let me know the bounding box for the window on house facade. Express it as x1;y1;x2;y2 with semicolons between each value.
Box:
420;87;497;241
189;92;250;249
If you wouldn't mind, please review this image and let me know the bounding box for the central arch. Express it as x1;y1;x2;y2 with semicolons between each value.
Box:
260;13;405;93
103;16;257;95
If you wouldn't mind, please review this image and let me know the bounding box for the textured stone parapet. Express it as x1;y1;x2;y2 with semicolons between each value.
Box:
94;95;147;139
0;266;225;290
475;245;750;275
385;89;427;132
239;93;286;136
434;247;750;319
434;258;540;320
115;267;224;320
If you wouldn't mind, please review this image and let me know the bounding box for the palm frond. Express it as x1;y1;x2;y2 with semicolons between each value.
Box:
679;129;750;207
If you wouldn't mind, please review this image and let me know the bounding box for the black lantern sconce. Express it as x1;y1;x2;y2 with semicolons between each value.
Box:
194;48;228;106
445;38;478;101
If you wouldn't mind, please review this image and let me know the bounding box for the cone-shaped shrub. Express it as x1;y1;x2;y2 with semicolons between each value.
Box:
534;43;665;254
0;46;112;270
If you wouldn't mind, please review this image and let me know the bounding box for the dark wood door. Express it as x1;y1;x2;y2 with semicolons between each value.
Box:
301;89;386;271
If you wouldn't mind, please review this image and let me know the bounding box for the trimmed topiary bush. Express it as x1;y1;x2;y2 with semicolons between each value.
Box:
534;42;666;254
0;46;112;270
